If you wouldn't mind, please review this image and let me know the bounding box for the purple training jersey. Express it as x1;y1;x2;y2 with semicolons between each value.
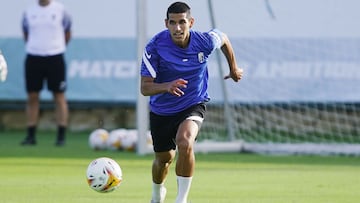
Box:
141;29;223;115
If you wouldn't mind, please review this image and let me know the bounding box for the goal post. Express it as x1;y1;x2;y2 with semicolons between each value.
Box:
207;0;236;141
136;0;152;155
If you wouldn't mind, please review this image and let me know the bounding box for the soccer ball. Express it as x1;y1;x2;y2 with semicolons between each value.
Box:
106;129;127;151
86;157;123;193
89;129;109;150
121;129;138;151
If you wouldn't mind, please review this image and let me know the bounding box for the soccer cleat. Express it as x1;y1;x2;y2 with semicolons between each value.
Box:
55;139;65;147
20;138;36;146
150;186;167;203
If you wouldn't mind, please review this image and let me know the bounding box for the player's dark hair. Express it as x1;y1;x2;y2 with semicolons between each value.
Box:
166;2;191;19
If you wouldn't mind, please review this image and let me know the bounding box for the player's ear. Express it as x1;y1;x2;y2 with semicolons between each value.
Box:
189;17;194;28
165;19;169;28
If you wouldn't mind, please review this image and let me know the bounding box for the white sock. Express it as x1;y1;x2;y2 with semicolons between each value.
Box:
175;176;193;203
152;182;164;202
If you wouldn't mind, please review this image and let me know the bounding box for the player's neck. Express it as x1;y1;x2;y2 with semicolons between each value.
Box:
174;37;190;48
39;0;50;6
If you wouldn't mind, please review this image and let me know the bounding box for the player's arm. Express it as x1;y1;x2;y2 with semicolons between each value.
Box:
23;31;28;42
63;10;72;45
22;13;29;42
219;33;243;82
141;44;187;97
65;31;71;45
141;76;187;97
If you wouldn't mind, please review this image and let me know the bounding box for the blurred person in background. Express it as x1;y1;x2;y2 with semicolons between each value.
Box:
140;2;243;203
0;50;8;82
20;0;72;146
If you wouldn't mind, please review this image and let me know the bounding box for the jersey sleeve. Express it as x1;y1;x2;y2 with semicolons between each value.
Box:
140;40;158;78
208;29;224;50
22;12;28;33
62;10;72;32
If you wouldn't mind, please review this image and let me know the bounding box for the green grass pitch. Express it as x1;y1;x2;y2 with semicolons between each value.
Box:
1;130;360;203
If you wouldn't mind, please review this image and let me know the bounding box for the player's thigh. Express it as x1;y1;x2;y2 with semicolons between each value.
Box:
176;102;207;140
176;119;199;144
181;102;206;125
150;112;177;152
47;54;66;92
25;55;45;92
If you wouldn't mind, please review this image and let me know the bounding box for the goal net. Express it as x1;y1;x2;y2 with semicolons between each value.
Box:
196;0;360;156
199;102;360;155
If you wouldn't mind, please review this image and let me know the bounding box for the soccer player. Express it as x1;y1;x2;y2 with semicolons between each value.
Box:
20;0;72;146
140;2;243;203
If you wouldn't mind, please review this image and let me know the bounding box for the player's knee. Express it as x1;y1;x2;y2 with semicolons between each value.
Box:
155;151;175;166
176;138;194;154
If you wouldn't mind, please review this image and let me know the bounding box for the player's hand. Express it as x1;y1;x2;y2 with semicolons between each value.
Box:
224;67;243;82
167;78;188;97
0;53;8;82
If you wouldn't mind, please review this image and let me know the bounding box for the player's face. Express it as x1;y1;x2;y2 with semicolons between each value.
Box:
165;13;194;48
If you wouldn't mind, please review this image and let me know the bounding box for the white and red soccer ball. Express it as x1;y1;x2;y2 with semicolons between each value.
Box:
86;157;122;193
